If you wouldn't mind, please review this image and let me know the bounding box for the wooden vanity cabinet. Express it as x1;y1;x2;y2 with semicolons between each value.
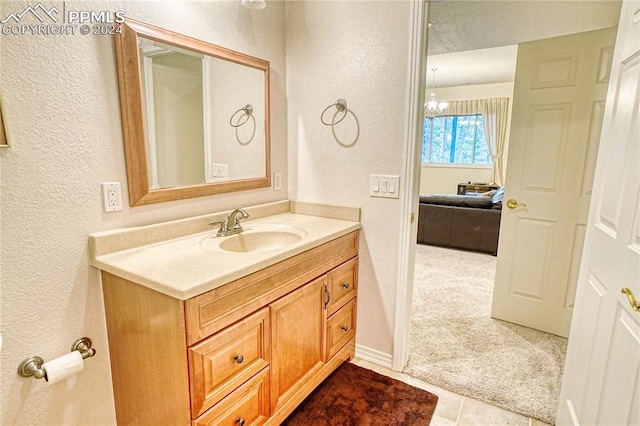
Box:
101;230;359;425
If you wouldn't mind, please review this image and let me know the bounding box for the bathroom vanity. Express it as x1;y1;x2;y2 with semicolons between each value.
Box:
90;201;360;425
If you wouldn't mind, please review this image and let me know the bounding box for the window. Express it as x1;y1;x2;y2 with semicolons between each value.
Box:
422;114;492;165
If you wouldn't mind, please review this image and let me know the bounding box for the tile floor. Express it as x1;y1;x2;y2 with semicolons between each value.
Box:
351;358;552;426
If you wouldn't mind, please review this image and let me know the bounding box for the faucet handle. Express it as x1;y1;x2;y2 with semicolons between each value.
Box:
209;219;226;230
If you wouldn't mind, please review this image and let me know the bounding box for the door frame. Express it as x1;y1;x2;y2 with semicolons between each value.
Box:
392;0;623;371
391;0;429;371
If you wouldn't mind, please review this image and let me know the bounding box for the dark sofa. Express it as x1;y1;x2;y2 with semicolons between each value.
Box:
417;192;502;255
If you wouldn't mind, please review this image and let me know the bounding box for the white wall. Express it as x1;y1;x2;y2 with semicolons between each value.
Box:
420;81;514;194
0;1;286;424
286;1;412;359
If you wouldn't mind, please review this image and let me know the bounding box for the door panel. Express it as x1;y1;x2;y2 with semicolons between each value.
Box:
492;26;618;337
522;104;570;192
558;2;640;424
508;218;554;300
594;307;640;426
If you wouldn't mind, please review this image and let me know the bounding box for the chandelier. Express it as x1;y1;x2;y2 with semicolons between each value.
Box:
425;68;449;116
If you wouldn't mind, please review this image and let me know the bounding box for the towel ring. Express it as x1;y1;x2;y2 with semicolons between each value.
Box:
331;109;360;147
230;104;257;144
230;104;254;128
321;99;348;126
235;114;256;145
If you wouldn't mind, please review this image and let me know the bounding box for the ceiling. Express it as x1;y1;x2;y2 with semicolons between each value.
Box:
427;0;622;87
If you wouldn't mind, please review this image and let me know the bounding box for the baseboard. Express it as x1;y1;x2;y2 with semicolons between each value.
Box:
354;344;393;369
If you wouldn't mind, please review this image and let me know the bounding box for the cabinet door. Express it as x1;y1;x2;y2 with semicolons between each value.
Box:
270;276;326;413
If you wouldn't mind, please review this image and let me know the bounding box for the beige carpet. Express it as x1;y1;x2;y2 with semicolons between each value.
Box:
403;245;568;425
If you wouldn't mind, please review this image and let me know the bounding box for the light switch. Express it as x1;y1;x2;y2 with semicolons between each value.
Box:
370;175;400;199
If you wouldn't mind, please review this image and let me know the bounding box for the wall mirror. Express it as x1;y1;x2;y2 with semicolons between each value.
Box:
114;18;271;206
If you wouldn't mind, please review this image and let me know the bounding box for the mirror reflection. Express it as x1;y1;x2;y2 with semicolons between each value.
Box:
139;38;266;188
115;18;271;206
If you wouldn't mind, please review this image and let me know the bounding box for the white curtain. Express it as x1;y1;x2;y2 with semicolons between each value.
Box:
428;97;510;186
480;98;509;186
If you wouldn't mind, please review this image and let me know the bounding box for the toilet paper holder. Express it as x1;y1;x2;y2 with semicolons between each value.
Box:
17;337;96;380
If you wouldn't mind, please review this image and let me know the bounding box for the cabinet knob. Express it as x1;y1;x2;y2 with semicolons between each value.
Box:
234;355;244;364
341;326;349;332
342;282;350;289
236;418;246;426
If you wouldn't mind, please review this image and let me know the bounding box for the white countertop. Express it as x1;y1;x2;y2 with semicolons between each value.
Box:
91;208;360;300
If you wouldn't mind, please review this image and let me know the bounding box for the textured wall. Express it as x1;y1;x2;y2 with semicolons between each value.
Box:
286;1;412;358
0;1;286;424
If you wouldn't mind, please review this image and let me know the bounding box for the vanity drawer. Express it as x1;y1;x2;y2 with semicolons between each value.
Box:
326;299;357;360
189;308;270;417
193;367;270;426
326;257;358;316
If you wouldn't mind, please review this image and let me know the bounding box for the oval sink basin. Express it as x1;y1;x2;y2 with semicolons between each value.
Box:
200;225;308;253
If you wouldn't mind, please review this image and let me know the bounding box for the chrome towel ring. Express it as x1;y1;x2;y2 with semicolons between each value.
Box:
230;104;254;127
229;104;256;145
321;98;348;126
320;98;359;146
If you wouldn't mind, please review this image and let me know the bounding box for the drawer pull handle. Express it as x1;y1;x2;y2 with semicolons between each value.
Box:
341;326;349;332
342;282;350;289
234;355;244;364
324;285;331;308
236;418;246;426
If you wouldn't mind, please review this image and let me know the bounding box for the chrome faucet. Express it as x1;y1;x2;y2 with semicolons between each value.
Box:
209;208;250;237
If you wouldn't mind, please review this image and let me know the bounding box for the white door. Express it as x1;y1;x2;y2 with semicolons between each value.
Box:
491;27;617;337
557;1;640;424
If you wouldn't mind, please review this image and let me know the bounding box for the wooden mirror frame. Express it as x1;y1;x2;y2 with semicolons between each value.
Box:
114;18;271;206
0;93;8;148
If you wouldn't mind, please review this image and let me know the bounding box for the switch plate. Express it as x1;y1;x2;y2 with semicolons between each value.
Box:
274;172;282;191
370;175;400;199
102;182;123;212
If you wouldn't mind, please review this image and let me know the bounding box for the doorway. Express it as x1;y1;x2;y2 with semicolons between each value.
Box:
395;0;623;422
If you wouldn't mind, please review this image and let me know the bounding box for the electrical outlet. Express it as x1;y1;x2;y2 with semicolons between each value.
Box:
211;163;229;180
102;182;123;212
274;172;282;191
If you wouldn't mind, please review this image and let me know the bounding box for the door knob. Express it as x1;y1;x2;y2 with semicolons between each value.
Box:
622;288;640;312
506;199;527;209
